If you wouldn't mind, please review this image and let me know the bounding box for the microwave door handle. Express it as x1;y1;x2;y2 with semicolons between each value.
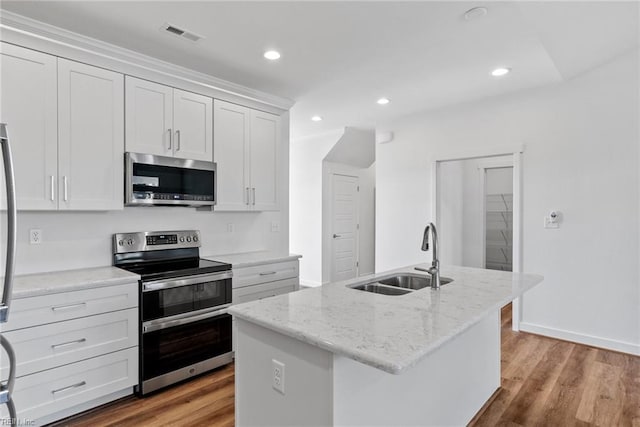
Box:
0;124;17;323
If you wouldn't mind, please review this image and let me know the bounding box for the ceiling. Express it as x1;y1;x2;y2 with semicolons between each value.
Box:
2;1;638;139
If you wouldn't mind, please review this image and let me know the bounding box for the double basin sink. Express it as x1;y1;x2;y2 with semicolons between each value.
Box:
349;273;452;296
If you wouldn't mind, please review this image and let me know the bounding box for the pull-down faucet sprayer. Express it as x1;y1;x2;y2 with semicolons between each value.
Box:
415;222;441;289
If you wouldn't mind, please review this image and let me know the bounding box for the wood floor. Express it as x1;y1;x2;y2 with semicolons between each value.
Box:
55;305;640;427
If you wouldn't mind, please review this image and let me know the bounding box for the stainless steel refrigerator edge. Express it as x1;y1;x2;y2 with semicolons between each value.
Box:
0;123;18;420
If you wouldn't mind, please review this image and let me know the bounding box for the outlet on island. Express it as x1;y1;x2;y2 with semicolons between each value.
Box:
272;359;285;394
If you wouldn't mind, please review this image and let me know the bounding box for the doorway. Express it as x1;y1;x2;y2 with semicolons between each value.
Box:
329;173;359;282
433;148;523;330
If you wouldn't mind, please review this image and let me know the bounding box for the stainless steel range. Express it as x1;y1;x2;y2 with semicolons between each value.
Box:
113;230;233;395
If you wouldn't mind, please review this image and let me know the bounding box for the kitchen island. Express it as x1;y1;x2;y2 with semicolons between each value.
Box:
228;264;543;426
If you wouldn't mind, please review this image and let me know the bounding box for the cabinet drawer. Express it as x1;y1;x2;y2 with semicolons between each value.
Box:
233;260;298;289
232;277;298;305
1;347;137;423
1;308;137;378
5;282;138;331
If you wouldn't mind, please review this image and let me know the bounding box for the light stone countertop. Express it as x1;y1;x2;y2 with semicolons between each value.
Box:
228;264;543;374
202;251;301;269
9;266;140;299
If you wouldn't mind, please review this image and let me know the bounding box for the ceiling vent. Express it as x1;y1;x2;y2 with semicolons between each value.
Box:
161;23;204;42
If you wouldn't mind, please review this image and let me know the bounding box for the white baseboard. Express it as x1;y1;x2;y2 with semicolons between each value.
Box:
519;322;640;356
299;279;322;288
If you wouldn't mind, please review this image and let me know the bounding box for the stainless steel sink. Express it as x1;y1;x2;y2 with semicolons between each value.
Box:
350;283;412;296
378;274;452;290
348;273;453;296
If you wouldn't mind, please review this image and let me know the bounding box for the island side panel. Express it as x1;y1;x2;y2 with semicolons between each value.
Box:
234;319;334;427
332;310;500;426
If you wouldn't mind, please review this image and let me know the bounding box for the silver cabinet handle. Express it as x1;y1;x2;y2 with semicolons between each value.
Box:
167;128;172;150
0;124;16;323
246;187;250;205
175;130;181;151
63;176;68;202
252;188;256;205
50;175;55;201
333;234;341;238
51;338;86;350
51;302;86;312
51;381;86;395
0;335;16;397
259;271;277;276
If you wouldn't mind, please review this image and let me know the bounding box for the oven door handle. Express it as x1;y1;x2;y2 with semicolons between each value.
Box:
142;304;232;333
142;271;233;292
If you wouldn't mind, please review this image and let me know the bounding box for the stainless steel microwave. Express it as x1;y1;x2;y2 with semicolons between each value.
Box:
125;152;216;207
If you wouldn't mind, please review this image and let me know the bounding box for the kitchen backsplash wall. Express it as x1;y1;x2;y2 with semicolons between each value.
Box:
0;208;285;275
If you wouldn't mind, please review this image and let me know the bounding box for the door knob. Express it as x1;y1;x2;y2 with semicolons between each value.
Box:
333;234;341;238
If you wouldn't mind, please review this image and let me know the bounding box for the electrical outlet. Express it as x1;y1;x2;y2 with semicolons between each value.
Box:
271;221;280;232
272;359;285;394
29;229;42;244
227;223;234;233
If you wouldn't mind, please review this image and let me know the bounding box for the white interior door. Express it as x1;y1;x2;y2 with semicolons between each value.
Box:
331;174;359;282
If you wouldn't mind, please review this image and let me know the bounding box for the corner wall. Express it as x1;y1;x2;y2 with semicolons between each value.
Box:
376;50;640;354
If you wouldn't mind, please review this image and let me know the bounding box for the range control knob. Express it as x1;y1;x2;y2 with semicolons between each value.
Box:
127;238;134;246
193;235;199;243
118;240;124;246
179;237;185;243
186;236;192;242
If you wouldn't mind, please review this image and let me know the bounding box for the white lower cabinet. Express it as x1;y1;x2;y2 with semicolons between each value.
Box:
231;259;300;352
1;282;139;425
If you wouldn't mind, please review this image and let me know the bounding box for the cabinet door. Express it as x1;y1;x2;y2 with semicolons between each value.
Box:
173;89;213;161
125;76;173;157
0;43;58;210
213;100;250;211
250;110;280;211
57;59;124;210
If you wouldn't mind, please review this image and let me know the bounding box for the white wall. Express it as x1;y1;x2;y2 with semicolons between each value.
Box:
376;50;640;355
290;130;343;286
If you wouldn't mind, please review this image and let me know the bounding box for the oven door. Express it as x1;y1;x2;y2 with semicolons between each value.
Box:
141;308;232;384
141;271;231;321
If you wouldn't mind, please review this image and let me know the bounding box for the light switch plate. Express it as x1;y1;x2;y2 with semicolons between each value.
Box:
227;223;234;233
271;221;280;232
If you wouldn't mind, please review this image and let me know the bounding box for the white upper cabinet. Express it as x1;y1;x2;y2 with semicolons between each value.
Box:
250;111;280;211
0;45;123;211
125;77;173;157
125;77;212;162
57;59;124;210
213;100;281;211
0;42;58;210
173;89;213;161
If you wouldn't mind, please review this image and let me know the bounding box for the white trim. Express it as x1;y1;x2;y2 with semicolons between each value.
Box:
433;144;525;163
432;147;524;331
520;322;640;356
0;10;293;113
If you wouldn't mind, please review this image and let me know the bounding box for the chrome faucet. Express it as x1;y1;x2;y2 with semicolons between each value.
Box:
415;222;441;289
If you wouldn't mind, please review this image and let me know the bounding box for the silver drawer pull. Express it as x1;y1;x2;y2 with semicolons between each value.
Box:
51;381;86;395
51;302;86;312
259;271;277;276
51;338;86;350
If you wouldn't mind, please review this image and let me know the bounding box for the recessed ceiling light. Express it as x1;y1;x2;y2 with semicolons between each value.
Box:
264;50;281;60
311;115;323;122
491;67;511;77
377;98;390;105
464;7;488;21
